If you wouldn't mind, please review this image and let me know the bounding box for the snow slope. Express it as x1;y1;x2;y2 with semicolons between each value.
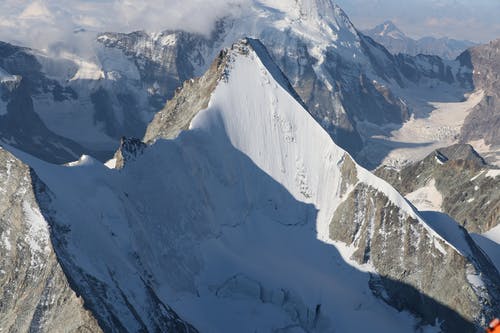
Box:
8;39;495;332
472;225;500;273
405;179;443;212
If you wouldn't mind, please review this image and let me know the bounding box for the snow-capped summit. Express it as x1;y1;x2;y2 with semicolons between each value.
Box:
259;0;356;34
370;20;407;40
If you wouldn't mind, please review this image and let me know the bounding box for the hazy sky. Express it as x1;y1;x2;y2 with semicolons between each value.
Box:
336;0;500;42
0;0;497;51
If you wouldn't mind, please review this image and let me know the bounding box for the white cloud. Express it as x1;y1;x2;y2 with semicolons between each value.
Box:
0;0;248;51
0;0;497;51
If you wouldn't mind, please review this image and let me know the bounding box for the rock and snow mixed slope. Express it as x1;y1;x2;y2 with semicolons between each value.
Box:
5;39;498;332
376;143;500;234
0;147;101;332
457;39;500;165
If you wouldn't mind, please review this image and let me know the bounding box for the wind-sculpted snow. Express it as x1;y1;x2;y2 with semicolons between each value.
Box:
4;39;496;332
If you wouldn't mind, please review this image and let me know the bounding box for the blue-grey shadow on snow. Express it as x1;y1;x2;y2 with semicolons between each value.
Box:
26;119;479;332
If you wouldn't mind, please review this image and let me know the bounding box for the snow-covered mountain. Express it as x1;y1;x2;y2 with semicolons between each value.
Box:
4;38;499;332
1;0;482;169
364;21;477;60
99;0;479;167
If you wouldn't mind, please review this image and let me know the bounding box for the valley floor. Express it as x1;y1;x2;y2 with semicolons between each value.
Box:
358;90;500;169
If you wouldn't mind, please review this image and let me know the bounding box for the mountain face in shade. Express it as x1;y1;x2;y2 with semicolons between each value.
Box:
364;20;477;60
3;38;497;332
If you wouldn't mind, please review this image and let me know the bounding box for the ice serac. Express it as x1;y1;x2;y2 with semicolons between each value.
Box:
139;38;499;331
0;147;101;332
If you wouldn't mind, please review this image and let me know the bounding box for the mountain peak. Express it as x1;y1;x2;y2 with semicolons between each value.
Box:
369;20;407;40
144;37;305;143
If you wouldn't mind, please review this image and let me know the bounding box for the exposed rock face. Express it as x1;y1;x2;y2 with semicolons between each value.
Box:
395;53;458;84
0;147;101;332
97;27;226;106
376;144;500;233
458;39;500;153
113;136;147;169
363;21;476;60
143;48;229;143
329;182;500;332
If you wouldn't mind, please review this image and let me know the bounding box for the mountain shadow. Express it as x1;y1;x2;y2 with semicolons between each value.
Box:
19;123;480;332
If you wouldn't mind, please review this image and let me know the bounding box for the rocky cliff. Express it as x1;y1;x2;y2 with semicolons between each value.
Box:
458;39;500;156
0;147;101;332
376;143;500;234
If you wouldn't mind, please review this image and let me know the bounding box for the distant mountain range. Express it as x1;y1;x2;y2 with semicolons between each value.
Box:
363;20;477;60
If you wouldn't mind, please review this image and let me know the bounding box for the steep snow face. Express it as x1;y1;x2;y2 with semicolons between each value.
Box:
188;40;445;247
16;40;496;332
